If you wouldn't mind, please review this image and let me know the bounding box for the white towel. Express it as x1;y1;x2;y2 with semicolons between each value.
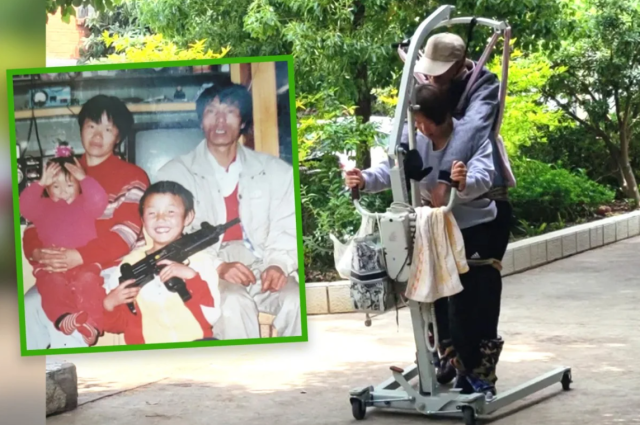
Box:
405;206;469;303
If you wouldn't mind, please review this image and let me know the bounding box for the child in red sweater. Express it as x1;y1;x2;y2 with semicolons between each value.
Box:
102;181;220;345
19;147;109;345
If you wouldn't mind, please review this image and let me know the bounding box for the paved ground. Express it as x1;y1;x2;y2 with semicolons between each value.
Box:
46;237;640;425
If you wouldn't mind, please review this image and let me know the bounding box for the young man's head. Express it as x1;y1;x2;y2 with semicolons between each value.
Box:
196;83;253;149
77;95;134;161
43;157;80;203
415;33;467;90
412;83;452;139
138;181;195;248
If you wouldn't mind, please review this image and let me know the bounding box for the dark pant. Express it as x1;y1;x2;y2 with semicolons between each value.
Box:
434;200;513;370
35;264;106;331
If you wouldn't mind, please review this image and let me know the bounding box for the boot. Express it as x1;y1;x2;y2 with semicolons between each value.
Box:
449;353;474;394
466;337;505;400
436;339;457;384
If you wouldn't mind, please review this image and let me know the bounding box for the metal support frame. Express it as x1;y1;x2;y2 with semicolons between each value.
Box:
349;5;572;424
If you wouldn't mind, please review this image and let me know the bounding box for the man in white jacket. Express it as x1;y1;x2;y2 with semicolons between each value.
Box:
156;83;301;340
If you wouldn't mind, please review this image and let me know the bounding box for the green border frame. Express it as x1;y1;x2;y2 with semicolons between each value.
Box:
7;54;308;357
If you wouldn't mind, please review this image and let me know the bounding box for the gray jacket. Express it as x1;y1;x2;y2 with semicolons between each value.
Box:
362;120;497;230
438;61;506;189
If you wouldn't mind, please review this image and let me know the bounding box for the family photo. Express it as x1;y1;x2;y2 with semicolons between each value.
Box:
9;58;306;355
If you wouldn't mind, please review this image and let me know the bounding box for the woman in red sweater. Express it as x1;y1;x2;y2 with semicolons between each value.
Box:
22;95;150;350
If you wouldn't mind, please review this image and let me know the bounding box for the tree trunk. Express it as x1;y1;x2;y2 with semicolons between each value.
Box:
618;128;640;207
619;157;640;207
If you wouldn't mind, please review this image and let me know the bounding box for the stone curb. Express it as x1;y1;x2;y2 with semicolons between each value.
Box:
305;210;640;315
46;361;78;416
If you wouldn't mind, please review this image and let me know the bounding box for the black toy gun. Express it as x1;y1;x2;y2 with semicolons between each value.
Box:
119;218;240;315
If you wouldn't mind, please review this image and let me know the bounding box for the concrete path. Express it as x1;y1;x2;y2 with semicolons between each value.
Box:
46;237;640;425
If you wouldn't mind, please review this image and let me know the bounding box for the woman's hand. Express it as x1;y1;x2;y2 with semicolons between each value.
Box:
32;248;83;273
103;280;140;312
344;169;365;190
451;161;467;192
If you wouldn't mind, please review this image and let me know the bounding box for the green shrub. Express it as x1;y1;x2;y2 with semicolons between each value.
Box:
298;111;392;281
510;157;615;226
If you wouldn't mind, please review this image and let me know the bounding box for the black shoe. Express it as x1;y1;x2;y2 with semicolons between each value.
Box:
436;361;457;385
453;375;474;394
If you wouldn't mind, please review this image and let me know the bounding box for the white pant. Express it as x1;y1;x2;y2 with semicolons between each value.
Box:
212;242;302;340
24;267;118;350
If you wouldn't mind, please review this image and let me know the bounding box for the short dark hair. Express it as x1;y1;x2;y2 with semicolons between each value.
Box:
138;181;195;218
77;95;134;142
413;84;451;126
195;83;253;134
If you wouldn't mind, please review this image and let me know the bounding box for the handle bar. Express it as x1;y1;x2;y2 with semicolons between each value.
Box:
351;183;458;216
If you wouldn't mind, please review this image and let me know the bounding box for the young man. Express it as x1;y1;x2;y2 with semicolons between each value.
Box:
22;94;150;349
412;32;514;383
156;83;301;340
346;84;505;398
414;32;513;234
102;181;220;345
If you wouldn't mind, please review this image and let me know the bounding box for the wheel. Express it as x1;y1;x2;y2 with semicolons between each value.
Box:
364;318;372;327
561;371;572;391
462;406;476;425
351;397;367;420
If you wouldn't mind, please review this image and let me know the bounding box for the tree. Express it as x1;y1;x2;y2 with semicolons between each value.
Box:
46;0;117;23
486;45;567;157
78;1;151;63
543;0;640;205
90;33;229;63
126;0;566;168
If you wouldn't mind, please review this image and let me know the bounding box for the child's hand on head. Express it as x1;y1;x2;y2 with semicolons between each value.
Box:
103;279;140;312
157;259;197;282
64;157;86;181
39;162;61;187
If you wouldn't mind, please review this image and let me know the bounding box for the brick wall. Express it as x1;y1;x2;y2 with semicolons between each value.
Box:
46;9;88;60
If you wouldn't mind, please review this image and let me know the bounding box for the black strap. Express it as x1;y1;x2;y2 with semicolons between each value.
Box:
466;17;478;58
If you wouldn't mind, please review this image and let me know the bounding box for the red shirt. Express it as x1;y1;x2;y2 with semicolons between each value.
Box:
222;185;243;242
102;273;215;345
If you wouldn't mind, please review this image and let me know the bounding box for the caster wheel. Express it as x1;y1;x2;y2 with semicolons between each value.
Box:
462;406;476;425
364;319;372;327
351;397;367;420
561;371;572;391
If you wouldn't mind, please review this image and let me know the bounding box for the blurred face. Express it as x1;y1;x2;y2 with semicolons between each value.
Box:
47;172;79;204
142;193;194;249
414;113;438;139
80;112;121;160
201;97;245;148
426;59;465;90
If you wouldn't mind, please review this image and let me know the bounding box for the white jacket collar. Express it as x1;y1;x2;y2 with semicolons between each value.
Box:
190;139;264;178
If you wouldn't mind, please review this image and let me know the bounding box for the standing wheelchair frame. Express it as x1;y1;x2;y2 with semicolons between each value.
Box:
347;5;572;425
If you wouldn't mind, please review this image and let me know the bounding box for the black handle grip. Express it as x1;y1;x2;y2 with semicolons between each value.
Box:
165;277;192;303
352;186;361;201
119;263;138;315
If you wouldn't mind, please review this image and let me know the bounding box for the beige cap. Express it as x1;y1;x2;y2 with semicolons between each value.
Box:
415;33;466;76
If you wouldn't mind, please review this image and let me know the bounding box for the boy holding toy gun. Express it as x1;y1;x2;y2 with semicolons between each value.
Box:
101;181;222;345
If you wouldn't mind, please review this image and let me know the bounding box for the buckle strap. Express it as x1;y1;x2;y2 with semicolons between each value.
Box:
467;258;502;271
